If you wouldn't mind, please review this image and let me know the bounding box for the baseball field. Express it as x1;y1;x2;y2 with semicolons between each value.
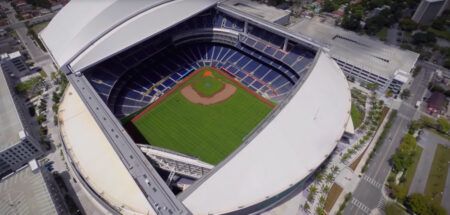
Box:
131;67;274;165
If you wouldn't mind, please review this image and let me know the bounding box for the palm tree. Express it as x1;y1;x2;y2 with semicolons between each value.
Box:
309;185;318;195
315;172;324;184
303;202;310;213
326;172;334;183
319;195;326;206
315;206;325;215
322;185;330;193
331;165;339;175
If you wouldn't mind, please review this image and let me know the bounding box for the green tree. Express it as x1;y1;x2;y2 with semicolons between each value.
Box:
322;0;338;12
341;4;364;31
366;83;379;91
384;202;406;215
303;202;310;212
431;17;446;30
436;117;450;133
412;32;436;45
399;18;418;32
391;134;417;172
400;89;410;100
405;193;447;215
420;116;436;128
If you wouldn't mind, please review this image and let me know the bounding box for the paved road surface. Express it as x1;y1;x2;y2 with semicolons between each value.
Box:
344;64;434;215
1;1;49;61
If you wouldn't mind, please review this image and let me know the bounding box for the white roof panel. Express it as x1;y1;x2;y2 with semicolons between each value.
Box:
59;84;155;215
70;0;219;72
289;19;419;79
41;0;219;68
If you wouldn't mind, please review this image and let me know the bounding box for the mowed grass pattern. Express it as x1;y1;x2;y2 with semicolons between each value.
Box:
133;68;273;164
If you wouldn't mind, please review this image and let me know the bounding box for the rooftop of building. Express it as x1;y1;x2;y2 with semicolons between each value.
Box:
427;92;447;109
221;0;290;23
0;67;23;152
289;19;420;79
0;165;58;215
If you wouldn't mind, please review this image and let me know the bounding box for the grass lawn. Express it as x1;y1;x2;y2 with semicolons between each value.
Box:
132;68;273;164
384;202;407;215
324;183;343;213
351;102;364;128
425;144;450;204
31;21;49;34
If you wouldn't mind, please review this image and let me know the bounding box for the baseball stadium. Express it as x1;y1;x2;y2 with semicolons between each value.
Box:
40;0;352;214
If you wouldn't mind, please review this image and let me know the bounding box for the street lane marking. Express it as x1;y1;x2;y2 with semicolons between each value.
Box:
362;174;382;189
351;198;371;214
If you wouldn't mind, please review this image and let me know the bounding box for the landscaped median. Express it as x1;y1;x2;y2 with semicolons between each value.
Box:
387;133;422;201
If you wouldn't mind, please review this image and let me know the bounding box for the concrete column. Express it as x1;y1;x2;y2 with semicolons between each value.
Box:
244;21;248;34
283;38;288;51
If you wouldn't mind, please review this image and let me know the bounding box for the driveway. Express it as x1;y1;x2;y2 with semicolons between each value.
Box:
408;130;438;194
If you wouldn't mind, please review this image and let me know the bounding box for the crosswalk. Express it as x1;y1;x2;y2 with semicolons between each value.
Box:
362;174;383;189
351;198;371;214
377;198;385;209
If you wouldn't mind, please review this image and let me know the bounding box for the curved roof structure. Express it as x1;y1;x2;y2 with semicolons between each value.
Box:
59;85;155;215
42;1;351;214
40;0;219;70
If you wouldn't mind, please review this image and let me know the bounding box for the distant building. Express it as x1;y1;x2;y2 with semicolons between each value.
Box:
0;64;42;179
412;0;446;24
0;51;29;74
222;0;291;26
427;92;447;115
0;163;62;214
289;20;419;94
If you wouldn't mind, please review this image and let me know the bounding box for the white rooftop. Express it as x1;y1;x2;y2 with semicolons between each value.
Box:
222;0;290;23
289;19;419;79
0;67;23;152
0;166;58;215
41;0;219;71
59;84;155;215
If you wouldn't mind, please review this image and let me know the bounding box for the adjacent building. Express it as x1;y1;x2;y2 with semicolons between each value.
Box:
222;0;291;26
0;163;61;214
289;19;420;94
0;51;29;74
0;53;42;179
412;0;446;24
427;92;447;115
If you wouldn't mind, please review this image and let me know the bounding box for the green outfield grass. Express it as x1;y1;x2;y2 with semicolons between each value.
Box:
132;68;273;164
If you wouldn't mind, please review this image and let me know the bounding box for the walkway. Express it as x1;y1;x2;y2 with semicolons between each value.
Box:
408;130;438;195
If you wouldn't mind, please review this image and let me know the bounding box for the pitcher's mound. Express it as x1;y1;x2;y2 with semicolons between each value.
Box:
181;83;236;105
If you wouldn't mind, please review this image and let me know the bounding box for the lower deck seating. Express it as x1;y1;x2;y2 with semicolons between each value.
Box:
85;10;316;118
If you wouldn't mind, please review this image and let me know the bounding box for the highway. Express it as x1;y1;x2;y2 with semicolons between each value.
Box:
344;62;434;215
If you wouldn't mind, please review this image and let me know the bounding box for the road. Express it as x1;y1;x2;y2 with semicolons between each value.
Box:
344;63;434;215
1;1;50;61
